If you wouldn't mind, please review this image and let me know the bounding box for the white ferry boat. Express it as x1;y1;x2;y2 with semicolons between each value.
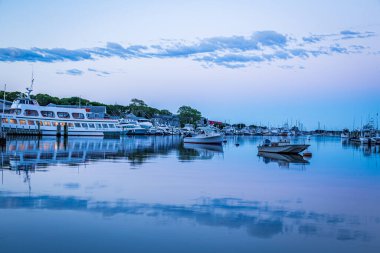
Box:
0;87;120;137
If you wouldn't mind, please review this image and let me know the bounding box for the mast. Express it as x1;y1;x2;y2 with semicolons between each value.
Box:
2;83;6;114
26;67;34;99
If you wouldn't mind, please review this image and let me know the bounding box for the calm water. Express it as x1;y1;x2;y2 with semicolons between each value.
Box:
0;136;380;253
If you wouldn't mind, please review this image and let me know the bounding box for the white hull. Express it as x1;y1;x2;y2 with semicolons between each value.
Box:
183;134;223;144
258;144;309;154
1;116;120;137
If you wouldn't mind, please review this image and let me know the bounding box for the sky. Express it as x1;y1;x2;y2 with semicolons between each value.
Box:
0;0;379;130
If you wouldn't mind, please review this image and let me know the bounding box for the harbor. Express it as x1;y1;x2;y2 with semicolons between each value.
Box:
1;1;380;253
1;86;379;148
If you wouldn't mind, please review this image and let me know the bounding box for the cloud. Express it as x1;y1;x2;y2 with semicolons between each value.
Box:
339;30;375;40
0;47;93;63
0;29;376;69
302;36;322;43
88;68;111;76
56;68;83;76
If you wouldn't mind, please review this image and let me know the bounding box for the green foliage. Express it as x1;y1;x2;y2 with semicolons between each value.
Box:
159;109;172;116
0;91;23;102
130;98;147;107
177;105;202;127
125;98;167;118
31;93;60;106
233;123;246;129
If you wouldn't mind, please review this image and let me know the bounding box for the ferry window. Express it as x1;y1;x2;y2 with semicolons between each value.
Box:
57;112;70;118
102;123;108;128
19;119;26;125
9;109;22;115
27;120;35;125
68;123;74;127
89;123;95;128
74;123;81;127
72;113;85;119
10;119;18;124
96;124;102;128
41;111;55;118
2;118;8;123
24;109;39;116
108;124;115;128
44;121;51;126
52;122;58;126
82;123;88;128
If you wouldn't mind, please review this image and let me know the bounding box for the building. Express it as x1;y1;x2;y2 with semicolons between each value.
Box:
152;114;180;127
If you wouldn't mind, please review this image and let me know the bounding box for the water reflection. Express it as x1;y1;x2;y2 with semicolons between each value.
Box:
0;136;224;171
0;191;375;241
179;143;223;161
258;152;309;168
342;139;380;157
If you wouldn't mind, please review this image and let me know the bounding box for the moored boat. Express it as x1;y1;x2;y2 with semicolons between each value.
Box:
257;139;309;154
1;86;120;137
183;127;223;144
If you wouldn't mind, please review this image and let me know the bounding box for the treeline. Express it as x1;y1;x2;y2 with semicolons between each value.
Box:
0;91;203;126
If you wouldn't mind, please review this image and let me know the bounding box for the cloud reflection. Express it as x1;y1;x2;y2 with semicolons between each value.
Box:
0;193;375;241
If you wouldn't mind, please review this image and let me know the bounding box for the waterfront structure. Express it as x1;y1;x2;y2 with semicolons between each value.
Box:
152;114;180;128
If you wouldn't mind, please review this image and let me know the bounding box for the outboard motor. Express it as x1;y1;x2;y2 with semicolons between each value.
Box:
263;139;271;146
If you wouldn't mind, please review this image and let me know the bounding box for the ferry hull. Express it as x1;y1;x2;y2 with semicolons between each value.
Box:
1;126;120;137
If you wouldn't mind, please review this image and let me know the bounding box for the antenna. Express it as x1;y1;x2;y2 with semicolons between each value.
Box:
2;84;6;114
26;66;35;98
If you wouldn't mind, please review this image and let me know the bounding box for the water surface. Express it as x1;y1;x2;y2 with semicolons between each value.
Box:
1;136;379;253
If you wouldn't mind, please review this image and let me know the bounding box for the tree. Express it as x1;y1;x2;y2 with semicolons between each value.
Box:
130;98;147;107
159;109;172;116
0;91;23;101
32;93;60;106
233;123;246;129
177;105;202;127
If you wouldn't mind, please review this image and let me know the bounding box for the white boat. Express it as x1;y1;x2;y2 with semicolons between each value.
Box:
257;139;310;154
1;86;120;137
117;119;148;135
183;127;223;144
137;118;153;129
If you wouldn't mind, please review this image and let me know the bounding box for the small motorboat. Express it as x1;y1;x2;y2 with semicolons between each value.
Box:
257;139;310;154
183;127;223;144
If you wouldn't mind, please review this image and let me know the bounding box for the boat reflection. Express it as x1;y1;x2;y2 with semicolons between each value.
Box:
258;152;309;168
178;143;223;161
342;139;380;156
0;136;225;171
